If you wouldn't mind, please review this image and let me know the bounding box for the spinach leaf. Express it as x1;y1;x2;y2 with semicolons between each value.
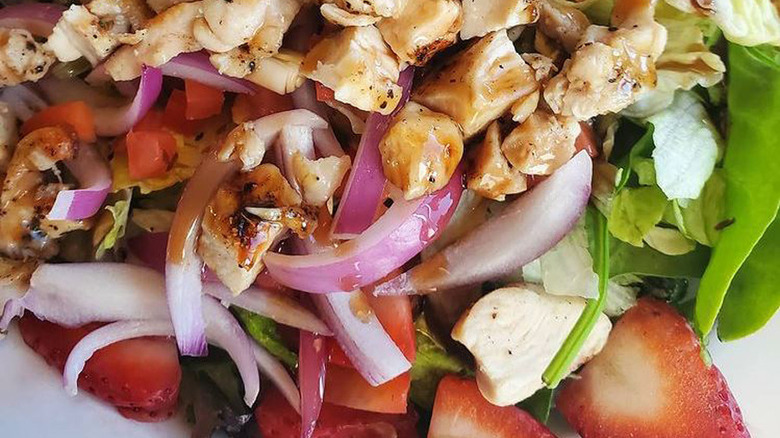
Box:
233;307;298;369
518;388;555;424
718;217;780;340
610;237;710;279
694;44;780;337
611;120;655;191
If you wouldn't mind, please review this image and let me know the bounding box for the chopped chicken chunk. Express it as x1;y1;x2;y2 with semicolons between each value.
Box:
320;4;382;27
501;110;581;175
0;29;54;86
452;285;611;406
413;31;538;138
199;164;309;294
0;102;17;175
196;0;268;50
87;0;154;31
378;102;463;200
105;1;203;80
45;5;143;65
460;0;538;40
302;26;402;115
0;127;81;259
537;0;591;53
321;0;407;18
292;154;351;206
145;0;190;13
377;0;462;66
467;121;527;201
543;0;668;120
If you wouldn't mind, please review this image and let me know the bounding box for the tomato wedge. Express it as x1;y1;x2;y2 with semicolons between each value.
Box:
231;86;294;124
163;89;207;136
22;101;96;142
126;130;178;180
184;79;224;120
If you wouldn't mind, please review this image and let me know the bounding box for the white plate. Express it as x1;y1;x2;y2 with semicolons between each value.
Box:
1;315;778;437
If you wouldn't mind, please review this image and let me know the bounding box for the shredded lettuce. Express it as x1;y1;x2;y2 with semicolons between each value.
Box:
130;209;175;233
665;170;726;246
94;189;132;258
643;226;697;255
233;307;298;369
608;185;668;246
539;218;600;299
666;0;780;47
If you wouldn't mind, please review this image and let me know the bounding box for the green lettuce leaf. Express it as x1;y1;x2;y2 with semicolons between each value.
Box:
694;44;780;337
409;316;468;410
667;170;727;246
517;388;555;424
608;185;668;246
95;190;132;258
665;0;780;47
233;307;298;369
610;237;710;279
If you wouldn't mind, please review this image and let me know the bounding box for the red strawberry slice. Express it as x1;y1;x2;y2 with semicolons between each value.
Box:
428;375;556;438
557;298;750;438
257;386;420;438
18;314;181;422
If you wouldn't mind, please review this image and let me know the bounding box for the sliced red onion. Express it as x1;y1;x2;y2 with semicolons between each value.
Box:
0;84;48;121
0;298;24;332
0;3;65;36
160;52;256;94
299;331;327;438
330;67;415;239
252;341;301;413
47;144;111;220
63;319;175;395
291;81;345;158
166;154;239;356
202;296;260;406
264;167;464;294
312;291;410;386
128;232;169;272
93;66;162;137
276;125;315;192
373;151;593;296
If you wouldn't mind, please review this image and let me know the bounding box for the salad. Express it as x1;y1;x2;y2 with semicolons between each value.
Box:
0;0;777;436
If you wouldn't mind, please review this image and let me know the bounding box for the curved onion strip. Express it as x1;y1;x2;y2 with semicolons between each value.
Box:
329;67;415;239
63;320;174;395
374;151;593;296
166;154;238;356
312;291;410;386
291;81;345;158
202;296;260;406
0;84;47;121
93;66;163;137
252;341;301;413
299;330;327;438
47;144;111;220
0;3;65;36
264;167;464;294
160;52;257;94
202;282;331;335
0;298;24;332
276;125;315;191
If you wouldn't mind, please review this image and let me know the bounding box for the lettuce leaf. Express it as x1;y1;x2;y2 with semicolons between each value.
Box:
95;189;132;258
409;316;468;410
233;307;298;369
610;237;710;278
666;170;726;246
694;44;780;337
608;185;668;246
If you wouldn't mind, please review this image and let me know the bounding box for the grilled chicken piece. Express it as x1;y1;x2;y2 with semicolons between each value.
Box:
320;0;407;18
501;110;581;175
452;284;611;406
199;164;311;294
145;0;190;13
467;121;527;201
543;0;668;120
413;31;538;138
377;0;462;66
0;127;82;259
320;4;382;26
105;1;203;80
291;154;351;207
87;0;154;31
302;26;402;115
0;29;54;86
195;0;268;50
378;102;463;200
0;103;17;175
45;5;143;66
537;0;591;53
460;0;538;40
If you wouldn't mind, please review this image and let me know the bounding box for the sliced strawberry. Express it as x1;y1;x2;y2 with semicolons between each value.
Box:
428;375;555;438
257;386;420;438
557;298;749;438
18;315;181;422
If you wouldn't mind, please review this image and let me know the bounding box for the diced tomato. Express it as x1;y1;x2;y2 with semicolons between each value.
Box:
134;109;166;132
163;89;207;136
428;375;556;438
315;82;336;104
18;314;181;422
325;293;415;414
231;86;294;124
126;130;178;180
257;386;420;438
22;101;96;142
575;122;599;158
184;79;224;120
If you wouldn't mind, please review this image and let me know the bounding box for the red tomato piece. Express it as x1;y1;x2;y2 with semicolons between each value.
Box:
22;101;96;142
429;376;556;438
126;130;178;180
231;86;294;124
134;109;166;132
257;386;420;438
315;82;336;104
575;122;600;158
163;89;206;136
184;79;224;120
18;315;181;422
